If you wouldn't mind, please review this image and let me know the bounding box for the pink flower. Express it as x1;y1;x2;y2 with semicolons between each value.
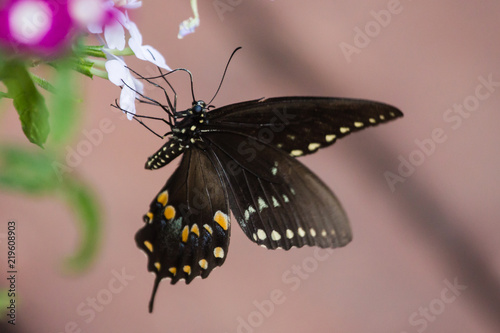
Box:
0;0;74;56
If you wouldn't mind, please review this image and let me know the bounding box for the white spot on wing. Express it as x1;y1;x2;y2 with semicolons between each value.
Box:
257;229;267;240
298;227;306;237
271;230;281;241
258;197;268;211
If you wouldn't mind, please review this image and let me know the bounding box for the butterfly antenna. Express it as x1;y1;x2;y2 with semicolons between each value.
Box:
207;47;242;105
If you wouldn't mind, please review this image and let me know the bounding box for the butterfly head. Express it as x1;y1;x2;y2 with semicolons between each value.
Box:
191;100;206;114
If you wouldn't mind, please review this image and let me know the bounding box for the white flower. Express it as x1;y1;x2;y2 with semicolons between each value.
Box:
105;58;144;120
178;0;200;39
83;0;170;119
178;16;200;39
126;20;170;70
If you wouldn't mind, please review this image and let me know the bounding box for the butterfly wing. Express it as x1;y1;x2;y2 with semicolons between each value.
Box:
202;97;402;249
206;97;403;157
135;146;230;312
204;131;351;250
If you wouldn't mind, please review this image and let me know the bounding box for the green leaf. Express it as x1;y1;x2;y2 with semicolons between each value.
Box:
61;179;102;272
0;59;50;147
49;60;81;144
29;72;56;93
0;145;60;193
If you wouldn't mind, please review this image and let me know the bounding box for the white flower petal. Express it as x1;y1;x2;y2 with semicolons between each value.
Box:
132;76;144;95
126;20;142;45
70;0;107;27
121;0;142;9
139;45;171;70
87;22;103;34
120;85;137;120
105;59;128;86
125;22;171;70
113;9;129;28
104;21;125;50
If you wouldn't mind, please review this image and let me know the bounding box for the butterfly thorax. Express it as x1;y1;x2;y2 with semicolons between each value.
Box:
145;101;208;170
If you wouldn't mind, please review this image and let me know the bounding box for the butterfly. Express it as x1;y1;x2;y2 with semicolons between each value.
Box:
128;52;403;312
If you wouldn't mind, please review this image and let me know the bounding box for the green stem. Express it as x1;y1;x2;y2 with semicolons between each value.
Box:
104;47;135;57
90;67;108;80
92;58;107;70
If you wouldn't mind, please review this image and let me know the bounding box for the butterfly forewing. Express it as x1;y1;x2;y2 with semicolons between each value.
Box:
136;147;230;312
205;97;403;157
205;131;351;250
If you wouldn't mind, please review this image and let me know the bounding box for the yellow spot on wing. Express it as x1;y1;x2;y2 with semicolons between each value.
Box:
183;265;191;275
214;247;224;258
298;227;306;237
191;224;200;237
199;259;208;269
354;121;364;127
164;205;176;220
154;262;161;271
169;267;177;275
308;143;320;151
182;225;189;242
204;224;213;234
143;241;153;252
290;149;303;157
214;211;229;231
146;212;153;223
157;191;168;206
340;127;350;134
325;134;336;142
286;229;294;239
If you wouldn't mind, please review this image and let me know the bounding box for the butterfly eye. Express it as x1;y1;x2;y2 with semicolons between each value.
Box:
192;101;205;113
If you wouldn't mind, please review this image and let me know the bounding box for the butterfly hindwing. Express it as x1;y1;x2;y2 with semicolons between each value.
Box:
135;147;230;312
206;97;403;157
205;131;351;250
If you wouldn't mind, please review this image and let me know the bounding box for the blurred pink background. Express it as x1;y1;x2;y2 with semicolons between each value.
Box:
1;1;500;332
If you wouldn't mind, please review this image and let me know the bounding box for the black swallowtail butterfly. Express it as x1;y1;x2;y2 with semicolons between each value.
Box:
129;54;403;312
